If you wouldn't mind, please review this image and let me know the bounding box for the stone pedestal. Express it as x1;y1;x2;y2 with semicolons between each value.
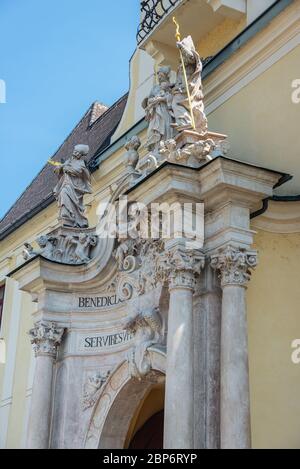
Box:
27;322;64;449
175;129;227;150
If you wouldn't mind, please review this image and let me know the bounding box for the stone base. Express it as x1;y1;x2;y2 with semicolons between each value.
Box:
175;130;228;150
23;226;98;265
158;129;230;169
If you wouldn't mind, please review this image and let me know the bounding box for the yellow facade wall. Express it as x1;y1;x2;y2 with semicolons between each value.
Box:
248;229;300;449
5;292;33;449
208;44;300;196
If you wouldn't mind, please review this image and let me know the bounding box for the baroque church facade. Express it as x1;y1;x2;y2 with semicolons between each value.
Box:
0;0;300;449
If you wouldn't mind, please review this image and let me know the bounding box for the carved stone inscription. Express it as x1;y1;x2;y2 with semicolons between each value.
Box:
78;295;123;309
80;331;134;352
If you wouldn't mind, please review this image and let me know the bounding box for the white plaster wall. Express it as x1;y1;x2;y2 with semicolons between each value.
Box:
247;0;277;24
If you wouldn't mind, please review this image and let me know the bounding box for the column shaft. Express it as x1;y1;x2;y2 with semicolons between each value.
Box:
27;355;54;449
26;321;64;449
164;286;194;449
221;284;251;449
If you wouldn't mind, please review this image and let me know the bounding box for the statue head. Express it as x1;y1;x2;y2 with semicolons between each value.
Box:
157;66;171;84
79;233;88;244
37;235;49;248
73;144;90;159
125;135;141;152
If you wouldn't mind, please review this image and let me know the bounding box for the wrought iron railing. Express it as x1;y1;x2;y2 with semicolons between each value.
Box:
137;0;182;44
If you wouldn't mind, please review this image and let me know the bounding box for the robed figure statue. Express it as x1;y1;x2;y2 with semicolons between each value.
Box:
53;144;92;228
142;66;174;152
172;35;208;134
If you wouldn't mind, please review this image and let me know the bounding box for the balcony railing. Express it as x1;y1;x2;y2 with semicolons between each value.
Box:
137;0;182;45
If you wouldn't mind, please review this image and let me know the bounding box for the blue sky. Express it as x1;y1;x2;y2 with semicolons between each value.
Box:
0;0;139;218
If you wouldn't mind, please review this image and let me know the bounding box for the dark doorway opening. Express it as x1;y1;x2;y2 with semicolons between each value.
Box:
129;410;164;449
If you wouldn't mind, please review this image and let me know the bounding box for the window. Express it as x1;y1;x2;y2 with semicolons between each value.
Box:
0;285;5;331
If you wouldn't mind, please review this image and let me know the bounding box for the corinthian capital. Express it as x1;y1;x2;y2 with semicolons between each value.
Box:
158;245;205;290
29;322;65;358
210;246;258;288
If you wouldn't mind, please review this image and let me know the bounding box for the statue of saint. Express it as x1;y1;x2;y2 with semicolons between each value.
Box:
53;144;92;228
172;36;208;134
142;66;174;152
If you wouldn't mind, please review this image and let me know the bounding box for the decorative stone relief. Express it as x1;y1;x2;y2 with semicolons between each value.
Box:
112;238;165;301
29;321;64;358
123;307;164;380
113;234;206;299
210;245;258;287
82;371;110;411
159;133;229;168
23;227;98;265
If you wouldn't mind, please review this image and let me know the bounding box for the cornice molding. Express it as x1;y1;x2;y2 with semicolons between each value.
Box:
252;200;300;234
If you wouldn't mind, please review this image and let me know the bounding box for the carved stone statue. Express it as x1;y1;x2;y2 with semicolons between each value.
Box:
142;66;174;152
172;36;208;134
72;233;98;264
54;144;92;228
124;136;141;174
124;307;163;380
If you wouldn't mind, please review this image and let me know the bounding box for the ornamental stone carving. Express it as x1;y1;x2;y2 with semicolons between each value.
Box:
82;371;110;411
157;245;205;290
113;238;165;300
29;322;64;358
123;307;164;380
23;227;98;265
210;246;258;287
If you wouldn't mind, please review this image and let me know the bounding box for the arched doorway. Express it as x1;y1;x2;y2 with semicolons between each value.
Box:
85;348;166;449
127;385;165;449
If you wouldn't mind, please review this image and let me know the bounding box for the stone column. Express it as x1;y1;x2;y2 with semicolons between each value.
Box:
211;246;257;449
162;245;205;449
27;321;64;449
194;265;222;449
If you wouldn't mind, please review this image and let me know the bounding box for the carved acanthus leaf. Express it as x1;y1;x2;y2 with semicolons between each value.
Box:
157;246;205;289
210;246;258;287
29;322;64;358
